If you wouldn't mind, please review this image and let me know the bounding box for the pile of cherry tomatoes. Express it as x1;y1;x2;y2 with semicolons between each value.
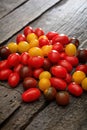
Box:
0;26;87;106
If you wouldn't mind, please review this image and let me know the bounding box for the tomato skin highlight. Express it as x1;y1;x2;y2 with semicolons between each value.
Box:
22;88;41;102
50;77;67;90
68;82;83;96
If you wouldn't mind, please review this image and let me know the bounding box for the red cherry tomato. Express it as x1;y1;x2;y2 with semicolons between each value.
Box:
43;58;52;71
65;73;72;84
34;28;44;37
20;52;30;65
8;72;20;87
60;52;67;59
0;46;11;59
28;56;44;68
68;82;83;96
14;64;23;74
58;60;73;73
0;69;12;80
23;26;34;37
7;53;20;68
52;34;69;45
51;65;67;78
16;34;26;44
33;68;44;79
48;50;60;63
52;42;63;52
65;56;79;67
22;88;41;102
0;60;9;70
76;64;87;74
50;77;67;90
46;31;58;40
39;38;50;47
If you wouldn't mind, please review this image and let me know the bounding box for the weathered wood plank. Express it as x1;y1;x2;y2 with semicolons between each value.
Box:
0;0;29;18
0;85;21;125
0;0;61;44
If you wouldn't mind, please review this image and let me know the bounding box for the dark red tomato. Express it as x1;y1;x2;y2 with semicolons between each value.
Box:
23;77;37;90
46;31;58;40
20;52;30;65
8;72;20;87
28;56;44;68
34;28;44;37
58;60;73;73
43;58;52;71
48;50;60;63
52;34;69;45
0;60;9;70
0;46;11;59
39;38;50;47
51;65;67;78
50;77;67;90
68;82;83;96
77;48;87;63
60;52;67;59
7;53;20;68
23;26;34;37
65;56;79;67
33;68;44;79
76;64;87;74
65;73;72;84
14;64;23;74
52;42;63;52
44;87;57;101
69;37;79;48
22;88;41;102
56;91;70;106
16;34;26;44
0;69;12;80
20;66;33;79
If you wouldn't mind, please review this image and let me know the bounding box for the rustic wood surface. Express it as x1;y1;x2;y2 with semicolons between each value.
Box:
0;0;87;130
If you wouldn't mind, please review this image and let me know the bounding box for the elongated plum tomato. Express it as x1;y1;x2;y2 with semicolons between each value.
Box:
22;88;41;102
68;82;83;96
46;31;58;40
20;52;30;65
76;64;87;74
0;69;12;80
33;68;44;79
8;72;20;87
34;28;44;37
16;34;26;44
65;56;79;67
0;60;8;70
52;42;63;52
23;26;34;37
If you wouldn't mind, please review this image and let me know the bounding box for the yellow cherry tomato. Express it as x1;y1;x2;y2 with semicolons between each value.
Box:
29;47;43;57
65;43;77;56
39;71;51;79
7;42;18;53
39;35;48;40
38;78;51;91
81;77;87;91
41;45;52;56
72;71;86;84
18;41;30;53
27;33;38;43
29;39;39;48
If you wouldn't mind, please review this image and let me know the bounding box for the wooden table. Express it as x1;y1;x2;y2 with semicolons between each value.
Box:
0;0;87;130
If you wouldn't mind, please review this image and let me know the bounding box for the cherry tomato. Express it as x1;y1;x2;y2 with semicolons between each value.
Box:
76;64;87;74
65;73;72;84
56;91;70;106
28;56;44;68
52;34;69;45
39;71;51;79
7;53;20;68
23;77;37;90
27;33;38;43
29;47;43;57
65;43;77;56
60;52;67;59
20;66;33;79
68;82;83;96
69;37;79;48
43;58;52;71
29;39;39;48
38;78;51;91
23;26;34;37
46;31;58;40
51;65;67;78
50;77;67;90
16;34;26;44
58;60;73;73
0;69;12;80
7;42;18;53
34;28;44;37
52;42;63;52
0;60;9;70
41;45;52;57
8;72;20;87
48;50;60;63
20;52;30;65
72;71;86;84
33;68;44;79
65;56;79;67
39;37;50;47
0;46;11;59
81;77;87;91
18;41;30;53
14;64;23;74
22;88;41;102
44;87;57;101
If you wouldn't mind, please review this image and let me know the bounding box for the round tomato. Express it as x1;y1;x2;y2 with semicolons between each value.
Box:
39;71;51;79
0;46;11;59
7;42;18;53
